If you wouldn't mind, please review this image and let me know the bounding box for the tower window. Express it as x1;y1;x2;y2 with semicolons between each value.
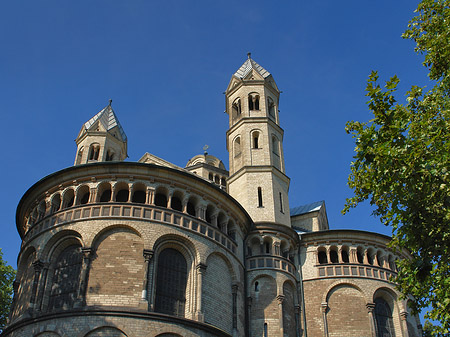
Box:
88;144;100;161
279;192;284;213
318;250;328;264
255;281;259;292
232;98;241;120
233;137;241;157
257;187;263;207
248;94;260;111
267;97;275;118
105;150;114;161
252;131;260;149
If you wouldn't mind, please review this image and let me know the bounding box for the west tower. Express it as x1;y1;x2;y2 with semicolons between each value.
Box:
226;54;290;226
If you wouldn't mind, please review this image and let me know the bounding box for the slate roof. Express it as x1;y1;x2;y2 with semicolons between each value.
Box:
234;55;271;79
290;200;325;217
84;104;127;142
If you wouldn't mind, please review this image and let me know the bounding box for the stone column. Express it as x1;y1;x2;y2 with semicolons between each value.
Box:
196;206;206;220
366;302;377;337
338;247;343;263
195;263;207;321
220;221;228;234
321;302;329;337
89;187;98;203
75;248;93;307
211;213;218;227
139;249;154;309
35;262;49;312
29;260;44;311
277;294;285;336
400;311;410;337
146;187;155;205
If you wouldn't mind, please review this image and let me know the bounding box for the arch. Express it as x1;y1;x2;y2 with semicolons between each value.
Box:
205;204;216;225
34;332;61;337
326;283;371;336
47;243;82;311
186;195;198;217
12;247;36;319
97;182;112;203
251;130;260;149
367;247;376;265
88;226;144;307
76;146;84;165
329;246;339;263
374;297;396;337
341;245;350;263
37;200;47;220
131;182;146;204
262;236;273;254
248;92;260;110
84;326;127;337
114;181;129;202
155;334;183;337
170;190;184;212
154;186;168;207
267;96;276;118
90;224;142;250
227;219;236;240
233;136;241;157
88;143;100;161
249;274;277;337
231;98;241;120
105;149;115;162
41;230;83;262
62;188;75;209
217;212;227;233
282;280;296;337
203;253;235;333
50;193;61;214
323;280;368;304
317;247;327;264
357;246;365;264
76;185;90;205
272;135;281;169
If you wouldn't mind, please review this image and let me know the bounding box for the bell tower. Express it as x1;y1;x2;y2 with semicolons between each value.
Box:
226;54;291;226
74;100;128;165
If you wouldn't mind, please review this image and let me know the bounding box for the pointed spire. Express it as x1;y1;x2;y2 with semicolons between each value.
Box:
234;54;271;79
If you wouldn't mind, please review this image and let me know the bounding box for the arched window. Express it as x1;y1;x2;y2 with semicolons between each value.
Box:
48;245;82;311
232;98;241;120
63;189;75;208
267;97;276;118
88;144;100;161
171;195;183;212
357;248;364;264
51;194;61;214
330;248;339;263
76;185;90;205
257;187;263;207
233;137;241;157
208;173;213;181
105;149;114;161
155;191;168;207
76;147;84;165
374;297;396;337
318;250;328;264
252;131;260;149
131;185;146;203
248;94;260;110
155;248;187;317
116;189;129;202
341;247;350;263
186;199;196;217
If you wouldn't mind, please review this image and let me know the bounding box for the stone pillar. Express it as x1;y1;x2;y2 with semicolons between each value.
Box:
400;311;410;337
211;213;218;227
232;283;238;336
321;302;329;337
277;294;285;336
196;206;206;220
350;248;358;263
139;249;154;309
220;221;228;234
146;187;155;205
167;191;173;208
195;263;207;321
29;260;44;310
75;248;92;307
338;247;343;263
366;302;377;337
89;187;98;203
35;263;49;312
363;249;369;264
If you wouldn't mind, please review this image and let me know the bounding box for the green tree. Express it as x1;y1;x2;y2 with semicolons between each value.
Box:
0;248;15;332
343;0;450;332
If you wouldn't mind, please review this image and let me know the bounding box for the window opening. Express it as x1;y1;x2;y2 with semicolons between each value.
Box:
208;173;213;181
155;248;187;317
318;251;327;264
234;137;241;157
279;192;284;213
186;201;196;217
171;196;182;212
357;249;364;264
374;298;396;337
132;190;146;203
253;131;259;149
79;192;89;205
154;193;168;207
330;249;339;263
257;187;263;207
341;249;349;263
264;242;270;254
99;189;111;202
264;323;268;337
116;189;129;202
255;281;259;292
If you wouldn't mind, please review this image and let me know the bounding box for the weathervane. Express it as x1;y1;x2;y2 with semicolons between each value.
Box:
203;144;209;155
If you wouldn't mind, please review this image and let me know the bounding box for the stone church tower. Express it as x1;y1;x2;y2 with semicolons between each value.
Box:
4;56;422;337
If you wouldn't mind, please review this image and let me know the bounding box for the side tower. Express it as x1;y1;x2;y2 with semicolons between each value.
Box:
74;100;127;165
226;53;290;226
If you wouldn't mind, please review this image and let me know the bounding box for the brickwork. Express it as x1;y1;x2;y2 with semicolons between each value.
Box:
11;250;35;321
203;254;233;333
87;227;144;307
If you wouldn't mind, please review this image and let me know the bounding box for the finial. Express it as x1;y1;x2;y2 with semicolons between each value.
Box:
203;144;209;155
108;99;112;106
247;52;251;59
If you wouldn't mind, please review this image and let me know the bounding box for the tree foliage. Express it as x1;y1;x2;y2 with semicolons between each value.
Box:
0;248;15;332
344;0;450;332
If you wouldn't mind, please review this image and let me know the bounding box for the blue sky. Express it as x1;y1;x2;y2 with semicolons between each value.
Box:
0;0;428;296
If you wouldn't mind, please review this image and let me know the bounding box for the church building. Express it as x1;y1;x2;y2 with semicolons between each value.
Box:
3;56;421;337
